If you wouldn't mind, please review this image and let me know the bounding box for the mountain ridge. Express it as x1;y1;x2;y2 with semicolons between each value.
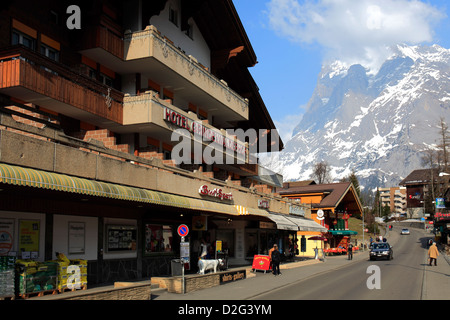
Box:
263;44;450;190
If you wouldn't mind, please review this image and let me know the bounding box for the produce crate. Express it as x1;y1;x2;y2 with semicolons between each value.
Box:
15;260;58;298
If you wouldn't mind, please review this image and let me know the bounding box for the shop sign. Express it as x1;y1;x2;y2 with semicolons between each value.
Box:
436;198;446;209
259;221;276;229
251;255;271;272
220;270;246;284
289;205;305;217
164;107;247;156
18;220;40;253
199;185;233;201
316;209;325;220
258;199;269;209
435;212;450;221
192;216;207;231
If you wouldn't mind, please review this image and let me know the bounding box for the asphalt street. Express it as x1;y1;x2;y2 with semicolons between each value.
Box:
153;226;449;301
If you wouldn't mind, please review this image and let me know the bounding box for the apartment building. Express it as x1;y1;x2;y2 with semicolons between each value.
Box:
379;187;407;217
0;0;324;285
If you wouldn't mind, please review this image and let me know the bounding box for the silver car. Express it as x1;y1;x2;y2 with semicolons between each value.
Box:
401;228;410;235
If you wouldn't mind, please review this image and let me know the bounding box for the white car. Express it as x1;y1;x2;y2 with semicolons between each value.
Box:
401;228;410;235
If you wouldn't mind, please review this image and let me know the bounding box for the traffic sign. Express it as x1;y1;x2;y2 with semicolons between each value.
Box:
177;224;189;237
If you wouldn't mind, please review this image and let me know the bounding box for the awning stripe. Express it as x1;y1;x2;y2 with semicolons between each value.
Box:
0;163;243;215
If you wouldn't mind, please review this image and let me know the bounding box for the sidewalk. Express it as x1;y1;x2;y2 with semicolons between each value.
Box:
422;236;450;300
153;251;368;300
154;228;449;300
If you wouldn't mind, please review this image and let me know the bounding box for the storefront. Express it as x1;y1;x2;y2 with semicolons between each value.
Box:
0;163;316;286
278;182;363;255
434;212;450;245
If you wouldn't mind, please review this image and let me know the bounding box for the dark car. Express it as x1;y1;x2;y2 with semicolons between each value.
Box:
370;242;393;260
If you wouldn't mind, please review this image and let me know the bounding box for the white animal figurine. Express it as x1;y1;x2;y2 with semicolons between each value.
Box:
197;258;224;274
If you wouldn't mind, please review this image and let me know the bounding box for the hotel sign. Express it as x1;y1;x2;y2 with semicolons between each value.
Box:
258;199;269;209
289;204;305;217
163;107;247;156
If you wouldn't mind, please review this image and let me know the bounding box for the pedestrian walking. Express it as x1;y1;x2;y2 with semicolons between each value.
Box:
270;244;281;276
347;243;353;260
428;242;439;266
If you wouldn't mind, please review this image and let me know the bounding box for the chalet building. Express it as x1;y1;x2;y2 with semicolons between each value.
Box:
0;0;325;285
278;182;362;256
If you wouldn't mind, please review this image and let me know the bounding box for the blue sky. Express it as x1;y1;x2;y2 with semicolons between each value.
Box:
234;0;450;141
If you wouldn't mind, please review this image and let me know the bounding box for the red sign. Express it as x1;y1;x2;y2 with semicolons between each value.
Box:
251;255;271;272
177;224;189;237
199;185;233;201
435;212;450;221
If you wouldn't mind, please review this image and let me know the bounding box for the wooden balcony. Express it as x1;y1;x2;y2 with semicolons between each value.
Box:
79;25;124;60
0;46;123;126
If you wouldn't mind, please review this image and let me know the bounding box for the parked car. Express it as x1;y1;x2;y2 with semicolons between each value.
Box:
401;228;410;235
370;242;394;260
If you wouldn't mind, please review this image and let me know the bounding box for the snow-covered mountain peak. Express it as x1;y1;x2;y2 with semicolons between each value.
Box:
264;44;450;190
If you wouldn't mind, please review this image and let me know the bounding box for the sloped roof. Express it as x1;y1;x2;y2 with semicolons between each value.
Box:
278;182;363;215
399;168;440;186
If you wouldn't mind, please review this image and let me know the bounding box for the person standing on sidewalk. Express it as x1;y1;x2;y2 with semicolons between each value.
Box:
428;242;439;266
347;243;353;260
270;244;281;276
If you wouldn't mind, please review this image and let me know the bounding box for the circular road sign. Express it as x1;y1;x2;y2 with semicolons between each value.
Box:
177;224;189;237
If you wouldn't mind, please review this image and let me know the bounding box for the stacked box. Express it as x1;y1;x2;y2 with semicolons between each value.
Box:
15;260;57;294
54;260;69;290
67;259;88;289
53;258;88;290
0;256;16;297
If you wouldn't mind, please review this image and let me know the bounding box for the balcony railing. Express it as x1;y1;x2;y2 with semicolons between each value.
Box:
124;26;249;120
80;25;124;59
0;46;123;124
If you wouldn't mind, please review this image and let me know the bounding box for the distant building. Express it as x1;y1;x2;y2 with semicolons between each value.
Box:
379;187;406;217
399;168;449;218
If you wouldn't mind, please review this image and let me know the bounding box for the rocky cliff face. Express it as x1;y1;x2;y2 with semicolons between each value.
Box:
263;44;450;189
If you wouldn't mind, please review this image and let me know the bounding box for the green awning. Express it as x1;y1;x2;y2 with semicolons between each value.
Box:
328;230;358;235
0;163;239;215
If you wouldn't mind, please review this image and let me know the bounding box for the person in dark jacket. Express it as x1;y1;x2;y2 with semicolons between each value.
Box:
347;243;353;260
270;244;281;275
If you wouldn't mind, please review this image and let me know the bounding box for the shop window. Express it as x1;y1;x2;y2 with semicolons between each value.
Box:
106;225;137;252
216;229;234;257
144;224;173;254
12;30;35;50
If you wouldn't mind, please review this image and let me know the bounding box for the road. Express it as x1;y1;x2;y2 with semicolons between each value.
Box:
250;227;427;300
154;226;448;301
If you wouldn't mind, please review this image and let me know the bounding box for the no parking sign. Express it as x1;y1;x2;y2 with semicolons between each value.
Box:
177;224;189;237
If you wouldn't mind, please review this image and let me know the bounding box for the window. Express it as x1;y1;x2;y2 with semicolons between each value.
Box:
99;73;113;87
185;23;194;39
144;224;173;254
50;10;59;24
40;44;59;62
106;225;137;252
12;30;35;50
169;6;178;27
